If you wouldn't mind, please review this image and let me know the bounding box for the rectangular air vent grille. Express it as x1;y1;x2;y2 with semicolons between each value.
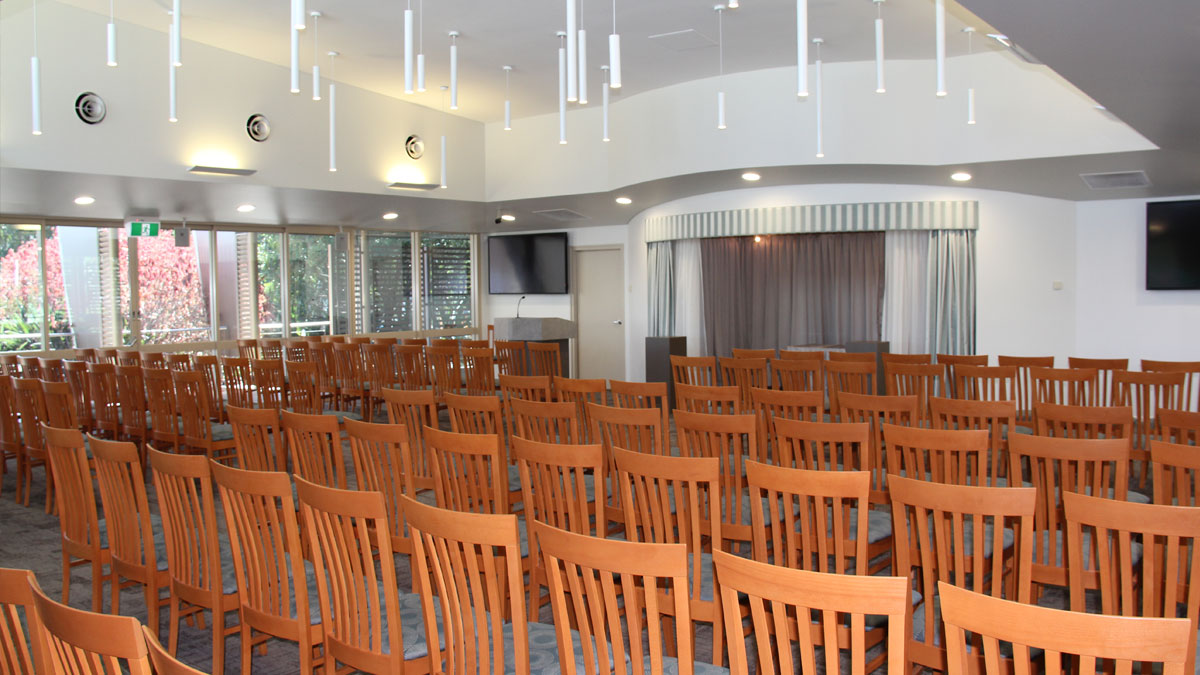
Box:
533;208;588;222
1081;170;1151;190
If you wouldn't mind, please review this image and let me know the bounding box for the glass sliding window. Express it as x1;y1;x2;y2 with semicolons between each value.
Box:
229;232;284;339
419;233;473;330
288;233;349;337
127;227;212;345
55;224;122;349
362;232;413;332
0;223;47;351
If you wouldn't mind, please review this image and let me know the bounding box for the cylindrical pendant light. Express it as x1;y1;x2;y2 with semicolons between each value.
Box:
601;65;611;141
440;135;448;188
31;0;41;135
290;27;300;93
417;0;426;91
502;65;513;131
715;4;726;130
171;0;181;67
935;0;946;96
557;32;568;144
609;0;621;88
107;0;117;67
293;0;306;30
814;37;823;158
311;12;322;100
404;4;414;94
328;52;338;172
873;0;885;93
448;31;459;110
168;25;178;123
964;27;976;124
717;91;726;130
578;27;588;105
796;0;808;96
566;0;578;102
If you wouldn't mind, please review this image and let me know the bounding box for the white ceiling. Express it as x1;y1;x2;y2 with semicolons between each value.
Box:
53;0;1002;123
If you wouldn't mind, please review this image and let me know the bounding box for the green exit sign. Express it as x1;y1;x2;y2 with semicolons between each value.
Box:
125;221;161;237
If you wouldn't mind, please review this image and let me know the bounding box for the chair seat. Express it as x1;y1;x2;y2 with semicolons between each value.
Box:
211;423;234;442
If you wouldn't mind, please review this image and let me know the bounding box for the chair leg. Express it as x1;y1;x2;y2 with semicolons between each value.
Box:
240;625;253;674
91;560;104;612
112;573;123;619
167;596;181;655
61;554;72;606
211;609;226;675
15;452;26;505
144;583;159;643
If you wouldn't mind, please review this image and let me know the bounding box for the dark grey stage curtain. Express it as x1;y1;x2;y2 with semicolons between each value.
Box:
700;232;885;356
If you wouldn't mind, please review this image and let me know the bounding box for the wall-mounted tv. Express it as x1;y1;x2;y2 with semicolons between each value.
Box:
488;232;569;294
1146;199;1200;290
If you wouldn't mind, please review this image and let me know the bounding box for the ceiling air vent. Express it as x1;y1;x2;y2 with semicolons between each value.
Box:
75;92;106;124
533;208;588;223
246;114;271;142
1081;170;1151;190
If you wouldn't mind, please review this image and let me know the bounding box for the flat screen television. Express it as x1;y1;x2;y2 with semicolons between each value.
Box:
1146;199;1200;290
488;233;569;294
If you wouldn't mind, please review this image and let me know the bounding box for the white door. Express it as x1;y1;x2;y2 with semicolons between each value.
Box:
573;247;626;381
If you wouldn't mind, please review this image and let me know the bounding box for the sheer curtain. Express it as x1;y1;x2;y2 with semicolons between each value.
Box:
927;230;976;355
882;231;930;354
646;241;674;337
672;239;706;356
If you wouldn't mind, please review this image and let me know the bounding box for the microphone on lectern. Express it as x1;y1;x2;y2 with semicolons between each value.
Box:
516;295;527;319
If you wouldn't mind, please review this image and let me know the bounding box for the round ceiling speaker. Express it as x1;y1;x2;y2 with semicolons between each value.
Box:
246;114;271;142
74;92;106;125
405;134;424;160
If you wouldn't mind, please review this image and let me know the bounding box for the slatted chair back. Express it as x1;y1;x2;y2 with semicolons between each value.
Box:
554;377;607;443
590;402;668;532
236;339;258;360
510;398;582;444
885;362;943;422
333;342;370;415
86;363;119;439
44;424;108;612
346;336;371;345
282;409;345;489
1031;366;1099;410
1152;439;1200;506
285;340;312;363
675;410;758;548
309;342;341;404
1009;434;1133;591
427;427;508;514
141;353;166;370
284;359;321;414
527;341;562;379
0;567;47;674
379;388;439;493
499;374;552;436
771;358;823;391
143;626;207;675
882;352;932;367
675;382;741;414
731;347;775;360
890;475;1036;672
144;367;181;453
220;357;255;409
494;340;527;376
715;551;907;675
345;418;415;559
884;424;992;486
76;348;98;363
1116;369;1186;489
459;338;488;349
777;349;823;361
259;339;283;361
371;336;398;347
1159;407;1200;445
361;343;395;398
954;364;1017;403
0;376;20;487
250;358;288;410
462;347;496;395
749;387;823;463
97;348;119;365
146;447;235;675
997;355;1055;425
0;354;19;375
116;350;141;366
13;377;49;507
17;356;41;379
173;369;233;462
827;352;875;364
930;397;1018;490
1034;404;1133;446
211;461;323;674
534;522;695;675
165;353;192;372
297;478;421;674
31;583;152;674
719;357;769;411
772;416;870;471
609;380;669;436
392;344;429;389
114;365;149;445
824;360;876;421
1063;491;1200;673
840;392;919;489
445;392;504;435
1066;357;1128;406
402;337;428;346
325;335;347;344
936;353;988;398
402;496;534;675
670;354;718;387
227;404;286;472
1142;359;1200;412
41;379;80;429
64;360;92;432
426;344;462;400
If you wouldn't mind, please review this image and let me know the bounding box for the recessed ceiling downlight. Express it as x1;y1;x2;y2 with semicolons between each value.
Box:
74;195;96;205
741;171;761;181
950;171;972;182
236;204;256;213
382;212;399;220
500;214;516;222
615;196;632;205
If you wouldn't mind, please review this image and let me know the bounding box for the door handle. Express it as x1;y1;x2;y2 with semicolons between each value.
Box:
612;320;623;325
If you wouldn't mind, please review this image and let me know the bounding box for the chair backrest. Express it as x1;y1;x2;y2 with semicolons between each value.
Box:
589;402;667;529
402;337;429;346
882;352;932;367
461;347;496;395
534;522;695;675
86;362;120;435
426;427;508;514
13;378;47;451
91;436;157;586
954;364;1017;402
771;358;823;391
930;397;1018;487
227;404;286;472
510;398;582;444
824;360;876;420
670;354;718;387
18;356;41;379
839;392;919;487
297;478;409;670
76;349;98;363
379;388;439;493
778;349;823;362
141;353;166;369
392;344;429;389
0;376;19;456
1030;366;1099;409
1143;359;1200;412
675;410;758;546
527;341;562;378
884;423;992;486
172;369;218;451
251;358;288;410
609;380;669;437
827;351;875;364
332;342;367;395
282;409;345;489
310;341;340;393
0;567;46;673
554;377;607;443
63;360;92;429
143;626;206;674
1159;407;1200;445
498;373;552;407
40;379;80;429
114;365;148;434
236;339;259;360
748;461;870;574
731;347;775;360
345;418;415;556
996;355;1055;423
885;362;944;422
445;391;503;435
117;349;141;366
513;436;603;536
936;353;989;398
426;344;462;399
493;340;527;376
674;382;741;414
31;583;152;674
749;387;823;463
402;496;532;675
940;582;1191;675
97;348;120;365
0;354;19;375
1114;369;1186;448
284;359;321;414
347;336;372;345
165;353;193;372
285;339;312;363
1152;439;1200;506
1034;402;1133;439
259;338;283;360
719;357;769;411
715;550;908;675
44;425;104;555
221;357;255;409
1067;357;1128;406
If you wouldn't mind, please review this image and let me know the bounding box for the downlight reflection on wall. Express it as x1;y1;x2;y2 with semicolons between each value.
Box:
188;149;242;171
386;165;431;186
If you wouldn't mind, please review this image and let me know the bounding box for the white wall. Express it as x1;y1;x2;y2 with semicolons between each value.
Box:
1075;196;1200;365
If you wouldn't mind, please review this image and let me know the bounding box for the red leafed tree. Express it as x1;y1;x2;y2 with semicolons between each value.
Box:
0;234;69;346
118;234;210;344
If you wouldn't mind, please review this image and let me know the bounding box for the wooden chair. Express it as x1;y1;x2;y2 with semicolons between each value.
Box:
824;360;875;421
827;351;875;365
426;344;462;402
460;338;488;349
64;360;93;432
1115;369;1186;488
1031;366;1100;411
890;475;1036;672
427;427;509;515
510;398;582;444
379;388;439;494
731;347;775;360
346;336;371;345
715;551;907;675
221;357;255;409
881;352;932;367
144;368;183;453
97;348;120;365
670;354;718;387
40;379;80;430
284;339;312;364
939;582;1192;675
165;353;193;372
589;402;669;534
17;355;42;379
1152;439;1200;506
91;436;169;641
115;365;150;460
333;342;372;417
445;391;504;435
514;437;604;621
954;364;1017;402
87;363;121;440
554;377;607;443
719;357;769;412
325;335;347;344
499;374;552;410
1160;407;1200;445
528;342;563;379
771;358;823;391
772;417;871;473
839;392;919;492
936;353;988;398
610;380;670;439
749;387;823;464
310;342;341;406
675;383;742;414
13;377;51;510
884;362;943;423
43;424;109;612
117;349;142;366
236;339;259;360
884;423;993;486
777;349;825;362
282;409;346;489
1143;359;1200;412
494;340;527;377
296;478;434;675
0;376;19;500
402;496;557;675
615;448;725;666
930;397;1019;488
997;355;1054;426
533;522;704;675
285;359;322;414
30;582;152;674
0;567;47;673
1067;357;1128;406
675;410;758;550
141;353;166;369
1035;401;1133;440
392;344;429;390
345;418;417;569
250;357;288;411
212;461;325;673
1063;491;1200;674
144;626;208;675
259;339;284;360
1009;434;1139;596
0;354;19;375
76;348;99;363
462;347;497;395
402;337;429;346
174;369;236;462
227;404;286;472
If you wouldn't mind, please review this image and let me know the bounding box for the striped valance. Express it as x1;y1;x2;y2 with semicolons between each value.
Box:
644;200;978;242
